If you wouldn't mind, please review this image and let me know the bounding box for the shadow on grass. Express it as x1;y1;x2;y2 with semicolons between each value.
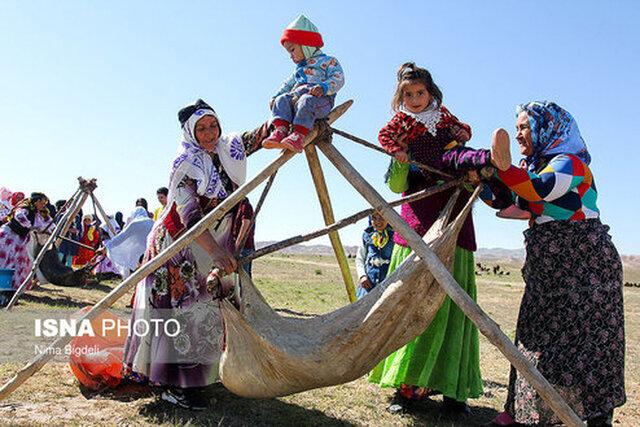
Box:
18;292;91;309
482;379;507;389
393;396;501;426
82;382;356;426
81;279;116;294
79;381;156;402
137;383;357;427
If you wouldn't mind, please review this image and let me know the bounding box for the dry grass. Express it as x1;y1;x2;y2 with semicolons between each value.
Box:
0;254;638;426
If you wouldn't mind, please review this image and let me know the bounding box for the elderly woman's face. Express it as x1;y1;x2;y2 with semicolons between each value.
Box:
194;115;220;151
515;111;534;156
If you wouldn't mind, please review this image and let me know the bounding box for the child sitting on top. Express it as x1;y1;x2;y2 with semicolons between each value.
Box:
379;62;528;219
262;15;345;153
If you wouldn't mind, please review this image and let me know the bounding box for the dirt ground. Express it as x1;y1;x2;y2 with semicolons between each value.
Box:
0;254;637;426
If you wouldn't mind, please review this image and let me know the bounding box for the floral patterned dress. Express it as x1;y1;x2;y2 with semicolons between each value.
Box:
0;207;54;290
122;123;263;388
493;154;625;424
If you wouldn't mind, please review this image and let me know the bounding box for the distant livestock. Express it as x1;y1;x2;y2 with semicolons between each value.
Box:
475;262;510;276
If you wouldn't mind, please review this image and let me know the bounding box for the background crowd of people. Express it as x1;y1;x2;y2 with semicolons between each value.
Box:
0;185;256;305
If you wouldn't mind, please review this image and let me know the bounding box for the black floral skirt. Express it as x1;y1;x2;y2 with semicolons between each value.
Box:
506;219;625;424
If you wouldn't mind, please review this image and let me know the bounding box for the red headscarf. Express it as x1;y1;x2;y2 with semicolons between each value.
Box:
10;192;25;207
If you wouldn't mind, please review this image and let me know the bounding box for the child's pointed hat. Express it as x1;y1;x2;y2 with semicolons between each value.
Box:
281;15;323;47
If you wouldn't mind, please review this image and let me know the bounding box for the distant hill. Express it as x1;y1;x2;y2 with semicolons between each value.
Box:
256;242;524;260
256;241;359;257
621;255;640;268
475;248;525;263
256;242;640;268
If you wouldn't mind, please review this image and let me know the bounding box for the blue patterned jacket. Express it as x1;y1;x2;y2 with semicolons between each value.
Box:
273;53;345;98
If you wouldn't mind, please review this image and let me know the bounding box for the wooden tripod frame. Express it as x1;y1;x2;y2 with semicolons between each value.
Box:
0;101;585;426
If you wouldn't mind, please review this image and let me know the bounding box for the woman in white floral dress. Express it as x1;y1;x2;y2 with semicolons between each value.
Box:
122;99;263;410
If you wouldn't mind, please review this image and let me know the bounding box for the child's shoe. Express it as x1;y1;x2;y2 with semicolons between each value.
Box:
491;129;512;171
262;126;289;149
281;131;306;153
496;204;531;220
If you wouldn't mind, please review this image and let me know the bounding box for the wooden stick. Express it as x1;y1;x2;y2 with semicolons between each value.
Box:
235;171;277;258
208;172;278;287
39;232;96;252
90;193;117;237
330;126;453;179
0;100;353;401
0;151;291;400
52;188;82;223
5;188;87;310
304;143;356;303
55;188;90;248
50;187;83;250
316;139;584;427
239;178;463;264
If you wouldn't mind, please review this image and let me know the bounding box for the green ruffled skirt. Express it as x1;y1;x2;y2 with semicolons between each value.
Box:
368;245;483;401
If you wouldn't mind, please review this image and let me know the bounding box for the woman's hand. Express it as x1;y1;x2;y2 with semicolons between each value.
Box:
195;231;237;275
269;98;275;110
309;85;324;97
394;150;409;163
210;248;237;276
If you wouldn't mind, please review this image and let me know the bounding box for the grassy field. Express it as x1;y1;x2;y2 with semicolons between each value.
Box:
0;254;638;426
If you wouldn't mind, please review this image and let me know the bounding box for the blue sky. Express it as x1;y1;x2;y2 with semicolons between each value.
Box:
1;1;638;254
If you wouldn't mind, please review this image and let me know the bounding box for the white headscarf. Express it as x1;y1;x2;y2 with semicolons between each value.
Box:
400;98;442;137
159;106;247;225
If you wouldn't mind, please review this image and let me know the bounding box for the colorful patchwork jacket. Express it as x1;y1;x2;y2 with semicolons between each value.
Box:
273;53;345;98
493;153;600;224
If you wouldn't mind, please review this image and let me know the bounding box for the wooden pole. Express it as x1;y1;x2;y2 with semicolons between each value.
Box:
0;151;291;400
251;173;275;221
239;178;463;264
5;187;87;310
50;187;83;248
235;171;277;258
330;126;453;179
0;100;353;401
90;193;117;237
208;172;278;285
316;138;584;427
52;188;82;224
55;187;90;248
304;143;356;303
39;232;96;252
